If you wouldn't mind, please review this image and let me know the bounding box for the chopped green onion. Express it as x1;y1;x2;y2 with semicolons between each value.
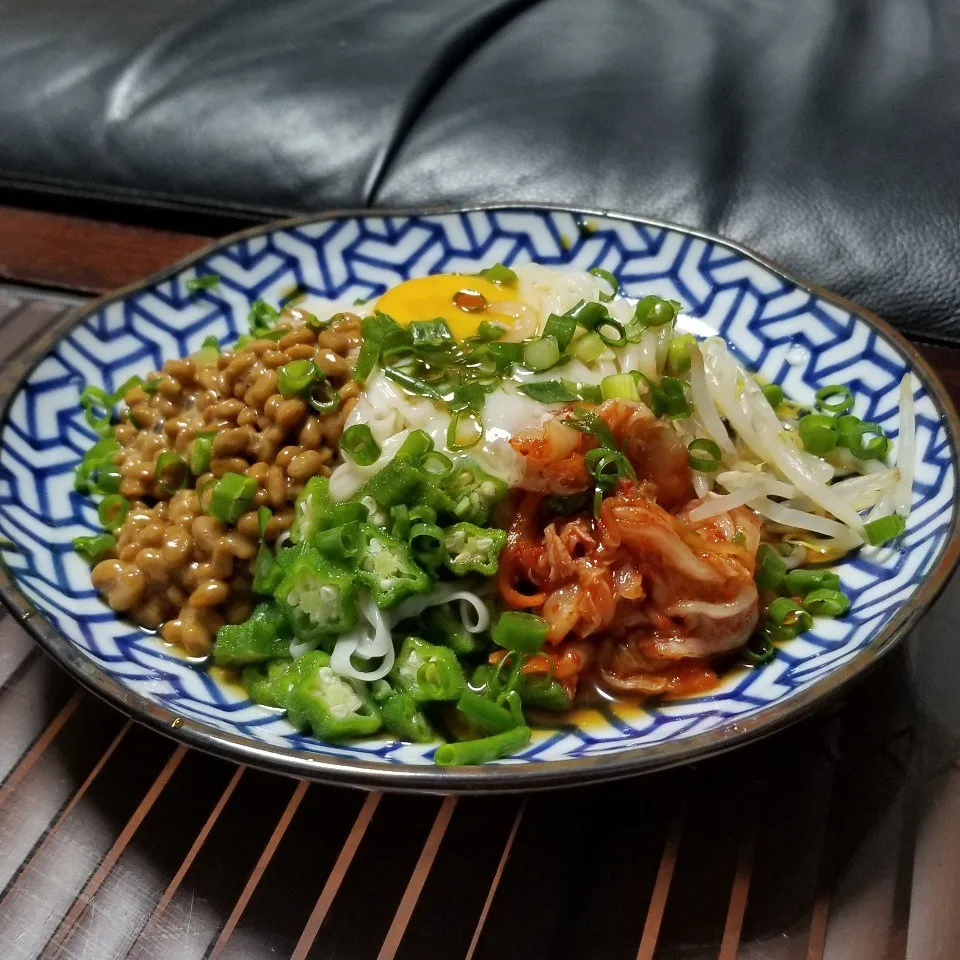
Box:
382;366;443;402
396;430;434;462
303;311;332;332
277;359;319;398
314;522;361;561
577;383;604;404
456;690;518;734
651;377;691;419
477;321;505;341
523;336;561;372
568;331;606;363
434;726;531;766
633;295;676;328
798;414;838;456
95;464;123;494
409;318;455;348
409;522;446;570
477;263;518;285
201;335;220;351
486;341;524;369
784;568;840;596
763;384;784;409
207;472;257;524
340;424;380;466
248;299;280;334
864;514;906;546
308;380;341;415
802;588;850;617
447;411;483;451
186;274;221;293
743;631;776;665
543;313;577;351
766;597;813;635
565;409;618;450
98;494;130;531
366;311;409;343
142;378;161;394
154;452;188;493
815;385;854;415
588;268;619;302
257;506;272;539
189;431;216;475
79;385;114;434
420;451;453;480
755;544;786;590
517;381;578;403
687;438;721;472
666;334;697;374
600;374;640;402
192;340;220;365
596;317;627;347
73;533;116;564
493;611;549;653
567;300;608;330
843;421;889;460
74;436;120;494
834;414;860;437
353;338;380;383
113;376;145;399
585;447;634;492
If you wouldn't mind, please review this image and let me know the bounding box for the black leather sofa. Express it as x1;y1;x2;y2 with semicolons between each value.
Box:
1;0;958;342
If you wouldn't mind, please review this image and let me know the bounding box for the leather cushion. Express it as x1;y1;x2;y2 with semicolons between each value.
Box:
0;0;529;217
375;0;960;343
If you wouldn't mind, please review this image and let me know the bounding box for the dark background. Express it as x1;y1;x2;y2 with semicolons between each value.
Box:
1;1;960;957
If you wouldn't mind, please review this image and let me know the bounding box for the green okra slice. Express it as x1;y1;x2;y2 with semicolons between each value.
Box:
287;651;382;740
441;457;508;525
355;524;430;608
274;546;358;644
390;636;466;704
212;602;291;666
442;521;507;576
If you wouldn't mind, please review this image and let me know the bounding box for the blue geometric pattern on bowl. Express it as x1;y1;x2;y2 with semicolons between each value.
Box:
0;208;954;769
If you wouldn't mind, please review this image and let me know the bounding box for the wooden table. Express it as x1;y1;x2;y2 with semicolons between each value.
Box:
1;205;959;960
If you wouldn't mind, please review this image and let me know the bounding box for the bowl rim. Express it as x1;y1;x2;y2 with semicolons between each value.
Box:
1;202;957;794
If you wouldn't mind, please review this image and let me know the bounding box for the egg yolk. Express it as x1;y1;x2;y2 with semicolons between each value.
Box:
375;274;517;340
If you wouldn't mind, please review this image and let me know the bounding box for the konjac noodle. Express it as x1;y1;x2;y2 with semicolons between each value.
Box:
73;263;913;765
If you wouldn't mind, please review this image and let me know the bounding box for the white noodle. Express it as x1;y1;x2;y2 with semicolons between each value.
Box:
701;339;866;534
688;346;736;458
828;469;899;510
634;328;660;381
654;321;674;374
289;636;317;658
330;593;395;682
894;374;915;516
389;581;491;633
716;471;796;499
687;479;783;521
748;497;860;541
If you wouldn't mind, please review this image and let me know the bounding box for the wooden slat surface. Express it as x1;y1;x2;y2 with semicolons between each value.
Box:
0;207;210;295
1;285;960;960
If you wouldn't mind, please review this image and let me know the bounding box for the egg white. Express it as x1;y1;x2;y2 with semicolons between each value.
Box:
321;263;656;501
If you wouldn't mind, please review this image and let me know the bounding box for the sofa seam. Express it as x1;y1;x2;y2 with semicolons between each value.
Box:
362;0;549;207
